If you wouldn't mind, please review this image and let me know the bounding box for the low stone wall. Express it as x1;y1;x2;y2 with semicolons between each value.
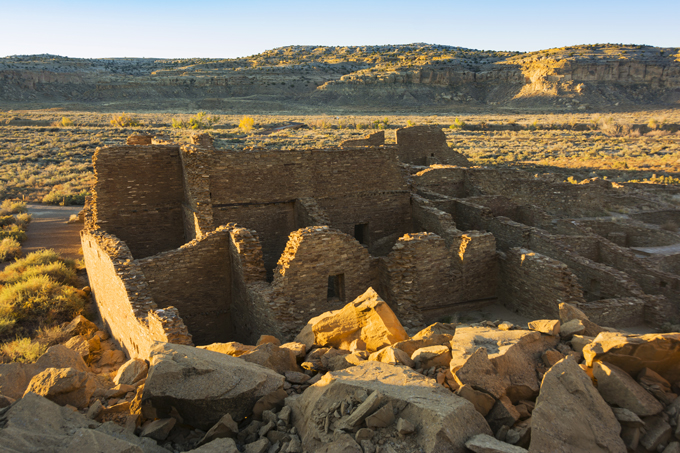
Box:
500;248;586;319
80;230;192;358
579;298;645;328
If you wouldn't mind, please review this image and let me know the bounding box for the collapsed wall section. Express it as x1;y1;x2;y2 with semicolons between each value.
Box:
396;126;471;167
91;145;186;258
80;230;192;358
136;227;233;346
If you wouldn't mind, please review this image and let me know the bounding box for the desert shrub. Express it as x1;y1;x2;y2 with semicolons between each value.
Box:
406;120;415;127
0;238;21;262
0;275;85;334
3;249;63;274
373;118;389;129
0;337;46;363
60;117;74;127
0;261;78;287
42;189;88;206
239;116;255;132
0;216;15;227
173;112;219;130
449;118;465;130
0;224;27;243
110;113;142;128
0;200;27;216
14;213;31;228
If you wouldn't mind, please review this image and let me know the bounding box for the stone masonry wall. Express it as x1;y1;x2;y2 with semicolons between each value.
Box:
91;145;186;258
80;229;192;358
136;227;233;346
500;248;586;319
396;126;471;167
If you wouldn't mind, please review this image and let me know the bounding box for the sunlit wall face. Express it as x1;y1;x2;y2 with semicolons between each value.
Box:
1;0;678;58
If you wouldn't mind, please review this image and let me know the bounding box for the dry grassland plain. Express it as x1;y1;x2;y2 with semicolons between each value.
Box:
0;109;679;204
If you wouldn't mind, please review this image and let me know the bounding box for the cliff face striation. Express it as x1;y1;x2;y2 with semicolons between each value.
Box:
1;43;678;111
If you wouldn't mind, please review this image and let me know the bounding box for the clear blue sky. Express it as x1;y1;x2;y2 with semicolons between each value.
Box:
0;0;677;58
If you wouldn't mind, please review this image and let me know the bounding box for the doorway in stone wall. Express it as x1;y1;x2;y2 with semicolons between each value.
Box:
327;273;346;302
354;223;368;245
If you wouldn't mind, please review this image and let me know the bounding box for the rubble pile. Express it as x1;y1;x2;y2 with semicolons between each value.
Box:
1;289;680;452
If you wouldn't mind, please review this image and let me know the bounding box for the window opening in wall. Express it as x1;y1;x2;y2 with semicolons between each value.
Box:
431;153;435;157
354;223;368;245
660;280;667;288
327;274;346;302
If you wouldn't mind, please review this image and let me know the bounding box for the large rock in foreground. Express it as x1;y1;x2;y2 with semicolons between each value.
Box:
295;288;408;352
141;342;285;430
289;361;491;452
0;392;148;452
530;357;625;452
583;332;680;383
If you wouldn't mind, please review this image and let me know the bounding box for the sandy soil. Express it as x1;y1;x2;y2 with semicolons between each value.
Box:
21;204;83;260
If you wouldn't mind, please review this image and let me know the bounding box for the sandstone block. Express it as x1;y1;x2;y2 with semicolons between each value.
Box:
186;438;239;453
412;322;457;340
456;385;496;416
240;342;301;374
294;288;408;352
638;367;671;392
640;415;672;451
63;315;98;337
454;347;509;399
559;319;585;339
527;320;560;336
466;433;529;453
199;342;257;357
558;303;603;337
368;346;414;368
593;361;663;416
198;413;239;446
140;417;176;441
23;367;95;409
63;335;91;359
583;332;680;383
141;342;284;430
257;335;281;346
365;401;395;429
288;361;491;453
541;349;564;368
486;396;520;434
529;357;625;452
570;335;594;355
411;345;451;369
113;358;148;386
280;342;307;360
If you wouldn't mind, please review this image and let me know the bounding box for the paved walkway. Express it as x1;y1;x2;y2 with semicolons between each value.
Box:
20;204;84;260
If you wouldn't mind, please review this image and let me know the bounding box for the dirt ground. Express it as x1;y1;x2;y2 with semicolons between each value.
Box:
21;204;83;260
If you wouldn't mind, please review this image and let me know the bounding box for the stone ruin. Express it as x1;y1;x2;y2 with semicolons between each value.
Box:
80;126;680;358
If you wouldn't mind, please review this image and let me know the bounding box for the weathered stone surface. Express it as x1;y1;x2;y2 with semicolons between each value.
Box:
23;367;95;409
454;347;509;399
466;434;529;453
244;437;270;453
529;357;625;452
186;438;239;453
284;371;310;384
527;320;560;336
368;346;415;368
294;288;408;352
541;349;564;368
456;385;496;416
450;327;557;402
198;413;239;446
486;396;520;434
240;342;301;374
393;336;451;357
559;319;586;339
640;415;672;451
0;393;146;452
570;335;594;355
411;345;451;369
365;401;395;428
593;361;663;416
638;367;671;392
412;322;457;340
199;342;256;357
396;417;415;436
257;335;281;346
0;395;15;408
558;303;603;337
141;342;285;430
63;315;98;337
289;361;491;453
611;407;644;427
280;342;307;360
140;417;176;441
583;332;680;383
114;358;149;386
0;344;89;400
64;335;91;359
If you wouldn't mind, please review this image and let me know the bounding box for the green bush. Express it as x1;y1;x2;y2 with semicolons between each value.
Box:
0;224;27;243
0;275;85;334
110;113;143;128
0;261;78;287
0;238;21;262
42;189;88;206
0;337;46;363
238;116;255;132
0;200;27;216
3;249;63;274
173;112;219;130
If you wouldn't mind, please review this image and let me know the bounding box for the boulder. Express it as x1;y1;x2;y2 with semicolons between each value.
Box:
593;361;663;416
412;322;457;340
0;393;147;452
63;335;91;359
294;288;408;352
558;303;603;337
140;417;176;441
454;347;509;399
0;345;89;400
411;345;451;369
466;434;529;453
368;346;414;368
640;415;672;451
559;319;586;339
187;438;239;453
570;335;594;355
450;327;558;403
583;332;680;383
289;361;491;453
198;413;239;446
199;342;256;357
0;395;15;409
23;367;95;409
529;357;625;452
486;396;520;434
638;367;671;392
527;320;560;336
114;359;148;386
62;315;98;337
257;335;281;346
456;385;496;416
280;342;307;360
240;342;301;374
141;342;285;430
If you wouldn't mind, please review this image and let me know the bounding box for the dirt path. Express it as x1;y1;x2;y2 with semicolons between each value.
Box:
20;204;84;260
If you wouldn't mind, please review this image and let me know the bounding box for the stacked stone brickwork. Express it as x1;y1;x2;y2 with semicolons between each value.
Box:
500;248;586;319
294;198;331;227
339;131;385;148
80;229;192;357
126;134;153;145
396;126;471;167
91;145;185;258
